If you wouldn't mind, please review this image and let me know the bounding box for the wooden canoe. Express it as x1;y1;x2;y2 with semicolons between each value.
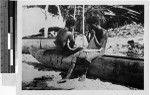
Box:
29;46;144;89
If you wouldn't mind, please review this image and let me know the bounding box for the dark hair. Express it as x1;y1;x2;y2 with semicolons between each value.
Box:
86;16;99;26
65;16;76;28
128;40;134;44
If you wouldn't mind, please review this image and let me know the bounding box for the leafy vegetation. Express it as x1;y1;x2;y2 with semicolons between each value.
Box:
24;5;144;35
85;5;144;30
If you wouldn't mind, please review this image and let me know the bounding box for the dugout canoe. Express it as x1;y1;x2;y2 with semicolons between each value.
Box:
29;46;144;89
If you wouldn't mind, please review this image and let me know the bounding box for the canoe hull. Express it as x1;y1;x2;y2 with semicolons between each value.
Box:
29;46;144;89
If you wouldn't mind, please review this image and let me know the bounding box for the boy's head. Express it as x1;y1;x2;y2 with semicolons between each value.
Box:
86;16;100;26
65;16;76;31
128;40;135;47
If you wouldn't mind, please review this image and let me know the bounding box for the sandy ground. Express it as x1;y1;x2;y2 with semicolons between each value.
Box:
22;54;132;90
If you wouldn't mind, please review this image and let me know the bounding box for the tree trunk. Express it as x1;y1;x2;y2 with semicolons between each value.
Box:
57;5;62;17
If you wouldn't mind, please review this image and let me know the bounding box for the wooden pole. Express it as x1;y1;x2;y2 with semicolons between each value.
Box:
44;5;48;38
74;5;76;19
72;5;76;38
82;5;85;47
57;5;62;17
82;5;85;35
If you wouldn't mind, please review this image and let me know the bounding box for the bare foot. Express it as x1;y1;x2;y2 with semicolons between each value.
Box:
78;75;86;82
57;79;68;84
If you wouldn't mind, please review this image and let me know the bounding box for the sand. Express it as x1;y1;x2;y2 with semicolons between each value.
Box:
22;54;132;90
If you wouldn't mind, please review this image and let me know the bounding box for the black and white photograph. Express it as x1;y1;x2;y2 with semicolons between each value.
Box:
21;4;145;90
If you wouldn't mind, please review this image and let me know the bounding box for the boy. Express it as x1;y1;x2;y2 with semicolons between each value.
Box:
55;17;83;83
57;16;108;83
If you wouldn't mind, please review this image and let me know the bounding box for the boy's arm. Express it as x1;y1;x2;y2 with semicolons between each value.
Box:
101;32;108;55
68;32;75;48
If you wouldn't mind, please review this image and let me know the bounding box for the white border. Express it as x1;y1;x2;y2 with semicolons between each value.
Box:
2;74;16;86
17;0;149;95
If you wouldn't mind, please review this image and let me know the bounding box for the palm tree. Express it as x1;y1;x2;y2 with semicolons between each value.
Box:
85;5;144;30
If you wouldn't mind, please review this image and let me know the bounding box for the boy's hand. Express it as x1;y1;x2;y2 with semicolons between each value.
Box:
57;79;68;84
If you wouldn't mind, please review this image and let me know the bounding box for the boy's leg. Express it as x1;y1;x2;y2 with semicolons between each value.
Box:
78;59;90;81
78;50;102;81
65;62;76;79
57;57;76;83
